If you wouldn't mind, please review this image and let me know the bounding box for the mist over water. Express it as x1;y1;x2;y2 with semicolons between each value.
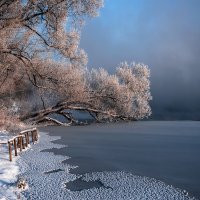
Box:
80;0;200;120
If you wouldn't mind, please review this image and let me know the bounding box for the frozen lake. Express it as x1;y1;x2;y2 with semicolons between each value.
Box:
41;121;200;199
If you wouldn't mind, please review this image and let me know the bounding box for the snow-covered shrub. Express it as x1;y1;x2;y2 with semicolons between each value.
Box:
0;107;26;133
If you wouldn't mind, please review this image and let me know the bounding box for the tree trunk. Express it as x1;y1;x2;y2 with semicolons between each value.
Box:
21;101;133;126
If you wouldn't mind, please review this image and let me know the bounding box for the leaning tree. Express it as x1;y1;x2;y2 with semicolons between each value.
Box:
0;0;152;128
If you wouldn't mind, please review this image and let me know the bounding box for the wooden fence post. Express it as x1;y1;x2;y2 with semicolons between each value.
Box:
14;139;17;156
8;141;12;161
34;130;37;142
36;130;38;141
32;131;34;144
24;133;27;147
27;132;30;144
17;137;19;147
21;136;24;149
19;137;22;151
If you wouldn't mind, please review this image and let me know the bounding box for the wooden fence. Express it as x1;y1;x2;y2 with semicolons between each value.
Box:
0;128;39;161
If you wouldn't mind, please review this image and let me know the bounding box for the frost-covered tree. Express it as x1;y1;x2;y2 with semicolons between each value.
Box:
20;62;151;125
116;62;152;119
0;0;102;91
0;0;152;127
87;62;152;121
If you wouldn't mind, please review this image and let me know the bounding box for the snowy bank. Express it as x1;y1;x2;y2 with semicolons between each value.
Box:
0;131;20;200
16;131;197;200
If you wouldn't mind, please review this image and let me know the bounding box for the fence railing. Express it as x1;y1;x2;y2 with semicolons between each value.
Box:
0;128;39;161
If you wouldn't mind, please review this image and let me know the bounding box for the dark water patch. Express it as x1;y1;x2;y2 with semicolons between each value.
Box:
62;156;116;174
41;148;59;152
65;178;111;191
41;147;68;155
44;169;64;174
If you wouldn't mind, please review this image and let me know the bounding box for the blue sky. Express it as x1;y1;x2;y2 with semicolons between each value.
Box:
80;0;200;120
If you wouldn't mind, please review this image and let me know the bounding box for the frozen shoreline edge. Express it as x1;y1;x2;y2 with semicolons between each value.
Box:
15;131;197;200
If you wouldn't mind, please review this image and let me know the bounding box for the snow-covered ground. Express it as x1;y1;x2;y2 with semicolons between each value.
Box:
8;131;196;200
0;131;20;200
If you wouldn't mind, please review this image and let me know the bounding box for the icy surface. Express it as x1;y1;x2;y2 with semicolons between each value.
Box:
0;131;20;200
17;132;196;200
